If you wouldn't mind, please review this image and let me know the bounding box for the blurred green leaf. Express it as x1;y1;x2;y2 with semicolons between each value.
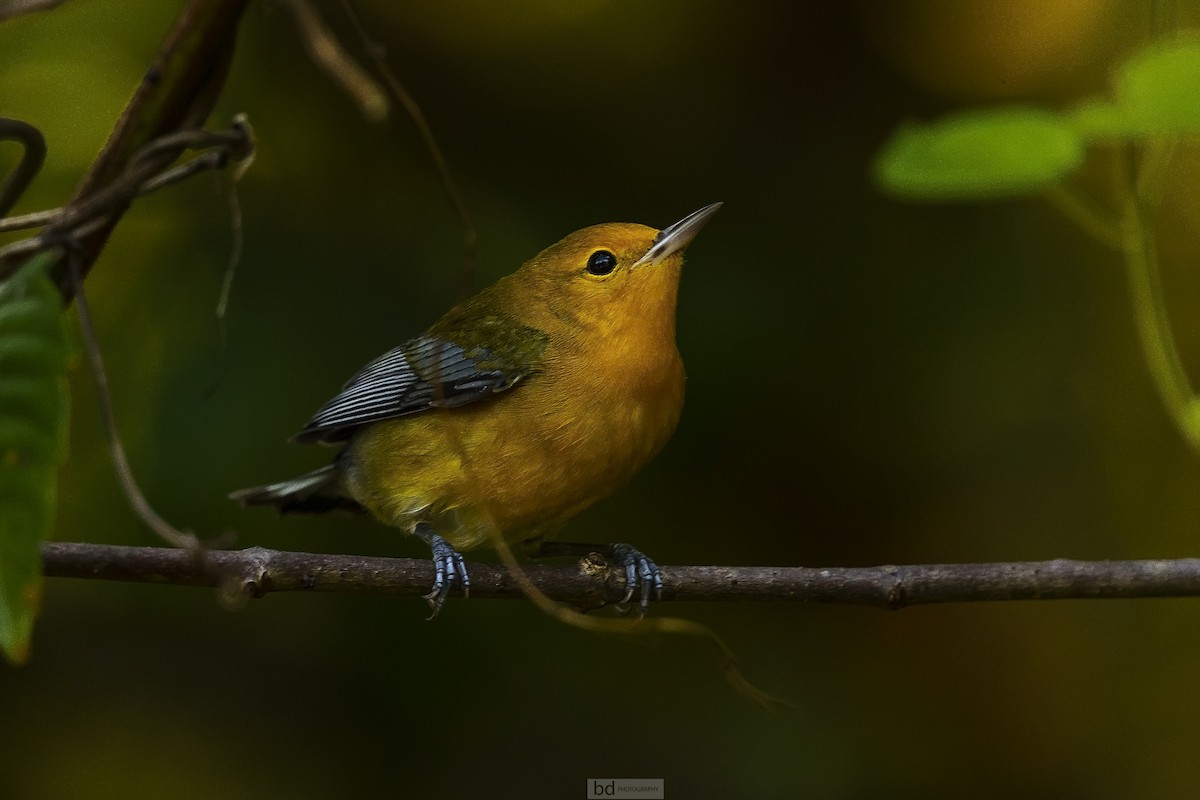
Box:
1113;39;1200;133
874;108;1084;200
0;253;69;665
1069;40;1200;137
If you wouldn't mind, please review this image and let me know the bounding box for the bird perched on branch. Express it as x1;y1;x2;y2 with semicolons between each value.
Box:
231;203;721;616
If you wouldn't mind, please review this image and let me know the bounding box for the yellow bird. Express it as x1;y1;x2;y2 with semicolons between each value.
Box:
232;203;721;614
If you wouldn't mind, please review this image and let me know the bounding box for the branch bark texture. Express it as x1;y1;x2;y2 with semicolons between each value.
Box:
40;542;1200;610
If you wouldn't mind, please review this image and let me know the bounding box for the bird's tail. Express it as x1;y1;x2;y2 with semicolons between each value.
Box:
229;463;364;514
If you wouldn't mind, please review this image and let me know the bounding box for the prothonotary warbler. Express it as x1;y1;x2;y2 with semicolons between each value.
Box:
232;203;721;615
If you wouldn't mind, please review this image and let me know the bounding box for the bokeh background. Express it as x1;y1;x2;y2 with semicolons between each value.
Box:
4;0;1200;797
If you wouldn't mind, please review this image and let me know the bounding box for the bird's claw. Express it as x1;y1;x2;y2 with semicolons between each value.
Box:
423;533;470;619
608;543;663;615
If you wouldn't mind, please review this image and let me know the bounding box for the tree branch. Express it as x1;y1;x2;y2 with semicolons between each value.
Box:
52;0;251;299
39;542;1200;610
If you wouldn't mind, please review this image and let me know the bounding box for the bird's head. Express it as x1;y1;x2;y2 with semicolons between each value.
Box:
511;203;722;340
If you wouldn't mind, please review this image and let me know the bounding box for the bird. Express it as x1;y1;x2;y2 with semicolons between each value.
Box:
231;203;721;616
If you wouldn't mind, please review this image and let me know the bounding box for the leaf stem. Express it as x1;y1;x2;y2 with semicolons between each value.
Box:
1043;183;1123;251
1118;142;1200;450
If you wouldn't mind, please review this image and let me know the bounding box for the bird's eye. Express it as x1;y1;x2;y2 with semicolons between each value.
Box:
586;250;618;276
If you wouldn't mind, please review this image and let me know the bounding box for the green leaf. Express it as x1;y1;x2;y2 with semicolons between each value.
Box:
1069;40;1200;138
0;253;69;665
874;108;1085;200
1115;39;1200;133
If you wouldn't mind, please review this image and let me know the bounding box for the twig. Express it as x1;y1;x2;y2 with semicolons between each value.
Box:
202;172;244;397
205;113;254;397
340;0;478;289
64;253;200;550
0;118;47;217
283;0;388;121
0;147;227;237
0;122;253;270
38;542;1200;608
0;0;65;23
0;208;59;233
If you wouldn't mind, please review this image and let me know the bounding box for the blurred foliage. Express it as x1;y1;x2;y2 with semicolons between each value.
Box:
876;39;1200;202
874;108;1085;198
0;253;69;664
4;0;1200;798
875;36;1200;470
1107;37;1200;130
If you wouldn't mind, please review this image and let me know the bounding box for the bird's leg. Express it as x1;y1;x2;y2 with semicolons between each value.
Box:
414;522;470;618
531;540;663;613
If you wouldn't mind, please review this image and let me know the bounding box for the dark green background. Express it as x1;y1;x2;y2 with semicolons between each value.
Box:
4;1;1200;797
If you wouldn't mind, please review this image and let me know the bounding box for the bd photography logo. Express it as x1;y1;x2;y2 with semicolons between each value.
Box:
587;778;664;798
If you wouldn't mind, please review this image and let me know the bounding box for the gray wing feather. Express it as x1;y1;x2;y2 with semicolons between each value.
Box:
293;335;516;444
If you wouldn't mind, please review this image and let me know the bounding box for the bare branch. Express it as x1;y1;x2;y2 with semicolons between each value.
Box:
39;542;1200;609
42;542;616;608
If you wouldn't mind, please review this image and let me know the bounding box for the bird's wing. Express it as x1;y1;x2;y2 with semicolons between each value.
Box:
293;333;538;444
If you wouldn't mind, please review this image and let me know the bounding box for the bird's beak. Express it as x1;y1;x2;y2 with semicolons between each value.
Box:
631;202;723;268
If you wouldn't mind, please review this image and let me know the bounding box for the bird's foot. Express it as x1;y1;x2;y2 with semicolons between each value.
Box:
608;543;663;615
420;531;470;619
